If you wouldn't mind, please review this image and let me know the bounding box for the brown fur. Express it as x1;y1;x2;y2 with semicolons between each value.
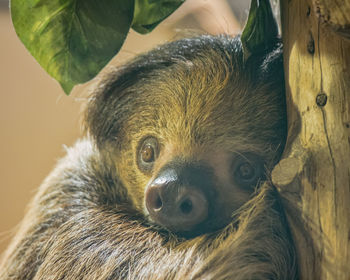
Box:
0;35;297;279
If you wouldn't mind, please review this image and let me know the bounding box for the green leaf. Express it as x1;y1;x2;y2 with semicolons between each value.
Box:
241;0;278;60
11;0;135;94
132;0;184;34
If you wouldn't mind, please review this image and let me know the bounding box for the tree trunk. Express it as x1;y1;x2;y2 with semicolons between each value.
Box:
273;0;350;279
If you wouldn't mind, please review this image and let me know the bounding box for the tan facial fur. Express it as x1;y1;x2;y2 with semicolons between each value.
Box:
111;52;275;232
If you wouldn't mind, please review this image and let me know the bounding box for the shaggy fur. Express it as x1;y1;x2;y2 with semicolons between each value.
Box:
0;35;298;279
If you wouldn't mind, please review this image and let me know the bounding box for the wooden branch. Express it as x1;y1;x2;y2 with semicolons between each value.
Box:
280;0;350;279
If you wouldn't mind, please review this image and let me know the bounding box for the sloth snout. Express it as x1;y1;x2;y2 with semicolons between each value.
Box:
145;168;209;232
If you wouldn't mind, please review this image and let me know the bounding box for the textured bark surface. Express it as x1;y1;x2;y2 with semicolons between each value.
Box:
274;0;350;279
312;0;350;38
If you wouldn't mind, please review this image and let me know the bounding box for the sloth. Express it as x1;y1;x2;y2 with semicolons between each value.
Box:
0;35;298;279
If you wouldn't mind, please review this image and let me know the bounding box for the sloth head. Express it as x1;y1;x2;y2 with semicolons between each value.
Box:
86;35;286;237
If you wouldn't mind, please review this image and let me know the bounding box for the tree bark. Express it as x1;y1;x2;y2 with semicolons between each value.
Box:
273;0;350;279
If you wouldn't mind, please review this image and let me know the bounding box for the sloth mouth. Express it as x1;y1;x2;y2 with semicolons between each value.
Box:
172;217;234;239
150;207;233;239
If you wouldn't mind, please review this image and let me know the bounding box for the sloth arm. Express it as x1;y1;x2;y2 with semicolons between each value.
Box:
0;139;296;280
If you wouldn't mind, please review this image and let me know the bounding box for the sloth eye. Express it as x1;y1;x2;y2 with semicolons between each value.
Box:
141;144;155;163
237;162;256;180
137;137;159;173
233;155;263;187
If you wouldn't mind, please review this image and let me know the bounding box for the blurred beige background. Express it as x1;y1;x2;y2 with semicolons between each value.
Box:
0;0;247;256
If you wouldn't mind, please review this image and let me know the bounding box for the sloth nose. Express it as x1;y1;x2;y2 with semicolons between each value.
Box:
145;168;208;232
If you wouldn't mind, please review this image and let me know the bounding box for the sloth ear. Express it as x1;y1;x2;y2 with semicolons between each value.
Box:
241;0;279;61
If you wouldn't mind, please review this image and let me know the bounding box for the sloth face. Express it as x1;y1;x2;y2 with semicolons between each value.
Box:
87;36;286;237
112;58;283;237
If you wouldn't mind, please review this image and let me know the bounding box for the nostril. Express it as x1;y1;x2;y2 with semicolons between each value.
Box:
176;191;208;228
180;198;193;215
154;195;163;210
146;186;164;213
